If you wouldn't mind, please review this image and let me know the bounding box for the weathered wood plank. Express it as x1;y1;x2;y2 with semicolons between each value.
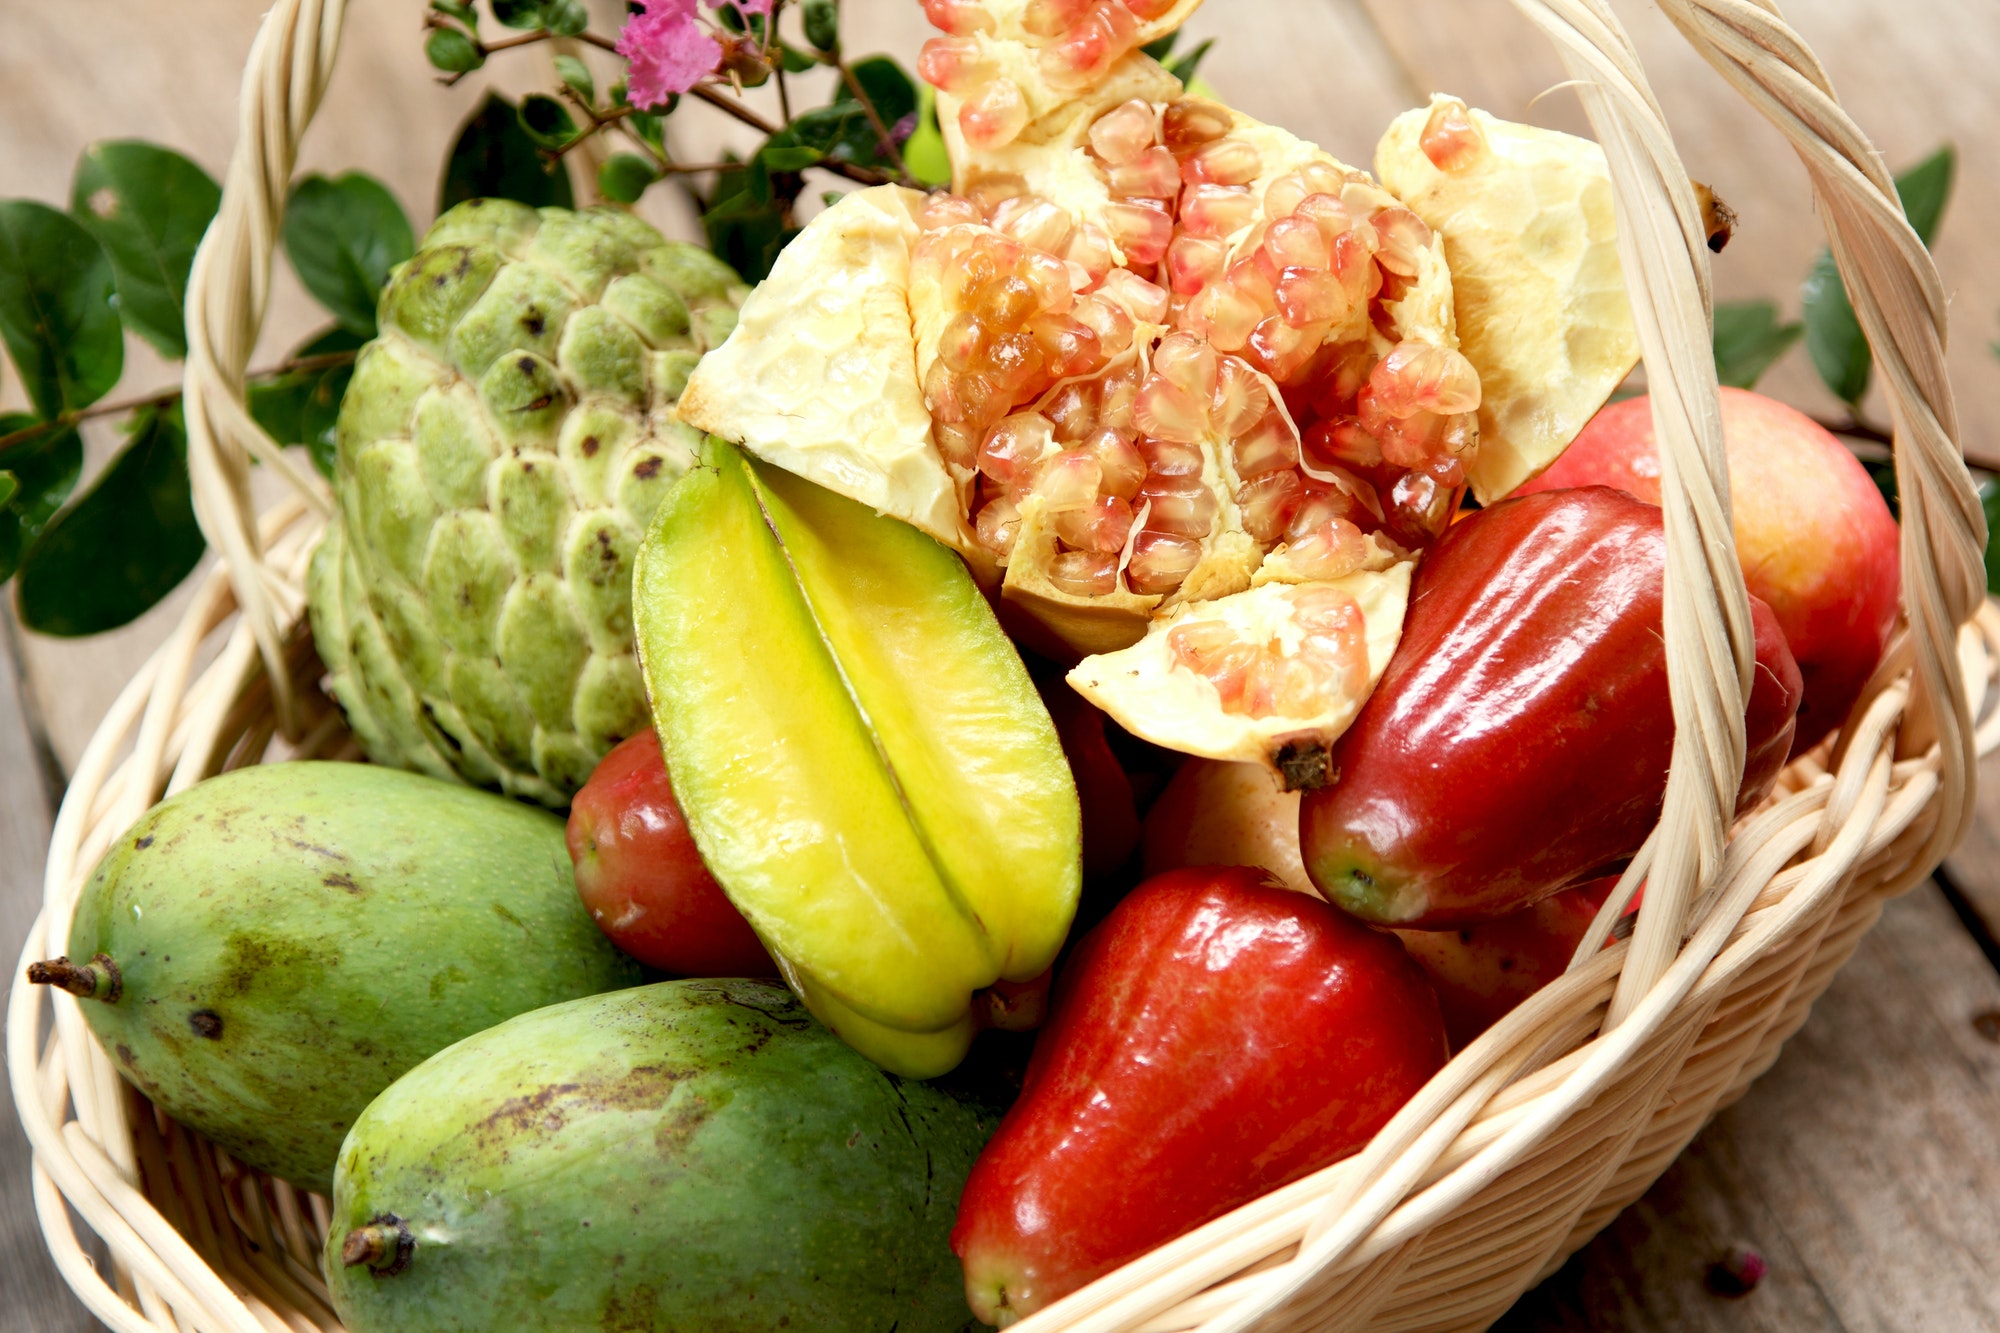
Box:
0;624;99;1332
1499;883;2000;1331
1357;0;2000;469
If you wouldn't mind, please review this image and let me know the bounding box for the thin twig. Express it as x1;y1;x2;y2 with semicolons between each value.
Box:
837;59;911;180
770;0;794;123
684;82;900;186
0;349;361;457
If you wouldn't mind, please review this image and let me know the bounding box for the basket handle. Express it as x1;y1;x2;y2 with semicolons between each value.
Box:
181;0;348;739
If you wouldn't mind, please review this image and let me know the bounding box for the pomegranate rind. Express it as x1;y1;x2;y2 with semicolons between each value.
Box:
1375;95;1641;503
1066;565;1412;774
676;187;986;568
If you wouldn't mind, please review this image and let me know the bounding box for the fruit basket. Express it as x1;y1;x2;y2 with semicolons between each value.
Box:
9;0;1996;1330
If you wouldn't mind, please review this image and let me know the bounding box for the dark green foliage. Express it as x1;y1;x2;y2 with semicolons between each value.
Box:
283;174;415;336
70;142;221;360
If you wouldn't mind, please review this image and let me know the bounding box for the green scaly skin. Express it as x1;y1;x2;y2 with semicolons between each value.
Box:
57;762;642;1192
326;980;1001;1333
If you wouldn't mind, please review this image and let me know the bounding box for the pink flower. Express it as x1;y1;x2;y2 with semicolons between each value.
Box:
619;0;775;108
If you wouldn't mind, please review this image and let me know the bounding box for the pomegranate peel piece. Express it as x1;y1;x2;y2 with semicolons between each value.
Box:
632;438;1081;1078
1375;94;1642;502
1066;567;1411;786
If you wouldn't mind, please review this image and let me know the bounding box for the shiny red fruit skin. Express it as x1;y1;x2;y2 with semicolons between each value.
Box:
1301;488;1802;929
566;731;777;977
951;867;1448;1325
1395;875;1621;1049
1515;388;1899;753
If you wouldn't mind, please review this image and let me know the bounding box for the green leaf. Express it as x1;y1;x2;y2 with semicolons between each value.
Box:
905;84;951;188
0;473;15;509
542;0;587;36
282;173;414;337
1164;37;1213;83
247;327;362;479
517;94;580;150
1141;32;1178;60
442;94;576;212
0;414;83;582
703;159;795;284
430;0;477;22
0;201;122;419
1712;299;1803;390
1800;144;1958;409
759;143;825;173
778;42;819;74
553;53;594;104
16;406;202;634
489;0;546;29
1897;144;1955;247
1977;469;2000;596
425;27;486;73
838;56;919;128
628;108;666;154
69;141;221;361
598;153;661;205
803;0;838;53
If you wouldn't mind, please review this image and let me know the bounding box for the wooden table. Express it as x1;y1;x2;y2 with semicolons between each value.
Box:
5;2;1999;1329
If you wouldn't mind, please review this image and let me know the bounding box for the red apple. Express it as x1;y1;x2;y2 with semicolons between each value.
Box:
1394;875;1625;1049
566;731;776;977
1515;387;1899;752
951;867;1447;1324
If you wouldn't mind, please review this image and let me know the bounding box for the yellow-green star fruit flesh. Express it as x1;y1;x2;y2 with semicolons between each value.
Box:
633;437;1081;1078
308;200;747;806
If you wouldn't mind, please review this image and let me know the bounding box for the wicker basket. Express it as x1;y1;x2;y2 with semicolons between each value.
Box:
9;1;1993;1330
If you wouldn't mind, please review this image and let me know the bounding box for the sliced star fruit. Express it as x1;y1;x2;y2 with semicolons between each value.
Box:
632;437;1081;1078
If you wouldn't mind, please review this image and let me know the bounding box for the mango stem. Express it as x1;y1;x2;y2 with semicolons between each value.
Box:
25;955;121;1003
341;1215;414;1276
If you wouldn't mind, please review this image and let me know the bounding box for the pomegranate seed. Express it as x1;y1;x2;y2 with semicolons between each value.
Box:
1179;183;1256;240
1108;147;1181;200
1023;250;1075;311
1425;452;1467;487
1264;216;1332;271
1222;257;1276;309
985;330;1047;392
1368;341;1482;417
1104;201;1173;266
1283;517;1369;580
1237;469;1304;541
922;0;997;35
1045;380;1100;440
1166;233;1228;296
1098;360;1143;427
1047;549;1121;597
1390;470;1452;539
976;275;1035;323
965;174;1030;216
1022;0;1093;38
1127;530;1203;595
1043;4;1141;87
1294;192;1353;243
1031;316;1102;379
974;495;1023;554
1139;434;1205;477
1420;98;1486;171
1378;411;1450;468
1084;428;1147;498
978;412;1056;485
1036;450;1104;511
1168;620;1256;707
1182;136;1262;187
1209;356;1268;436
1371;207;1435;278
1134;374;1208;444
1296;343;1375;418
1263;172;1312;224
1288;484;1359;539
1096;267;1170;323
1138;473;1217;538
1162;99;1232;153
920;194;985;230
918;36;984;92
1231;409;1297;478
993;197;1076;254
1276;267;1348;327
1304;416;1382;469
1071;294;1135;357
1088;100;1158;166
1154;331;1219;399
1065;224;1117;287
1056;492;1136;553
1121;0;1180;19
939;312;985;372
1340;179;1400;220
1246;315;1316;381
1184;280;1263;353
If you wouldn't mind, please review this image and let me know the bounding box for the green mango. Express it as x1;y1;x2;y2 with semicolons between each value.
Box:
33;762;640;1192
633;437;1081;1079
327;979;999;1333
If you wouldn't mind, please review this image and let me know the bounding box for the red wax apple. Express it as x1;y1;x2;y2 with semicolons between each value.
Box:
1515;387;1899;752
1038;675;1141;881
566;731;776;977
951;867;1447;1324
1300;488;1802;928
1394;875;1625;1049
1142;757;1311;893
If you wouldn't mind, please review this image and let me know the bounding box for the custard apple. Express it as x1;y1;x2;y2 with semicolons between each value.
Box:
308;200;747;806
